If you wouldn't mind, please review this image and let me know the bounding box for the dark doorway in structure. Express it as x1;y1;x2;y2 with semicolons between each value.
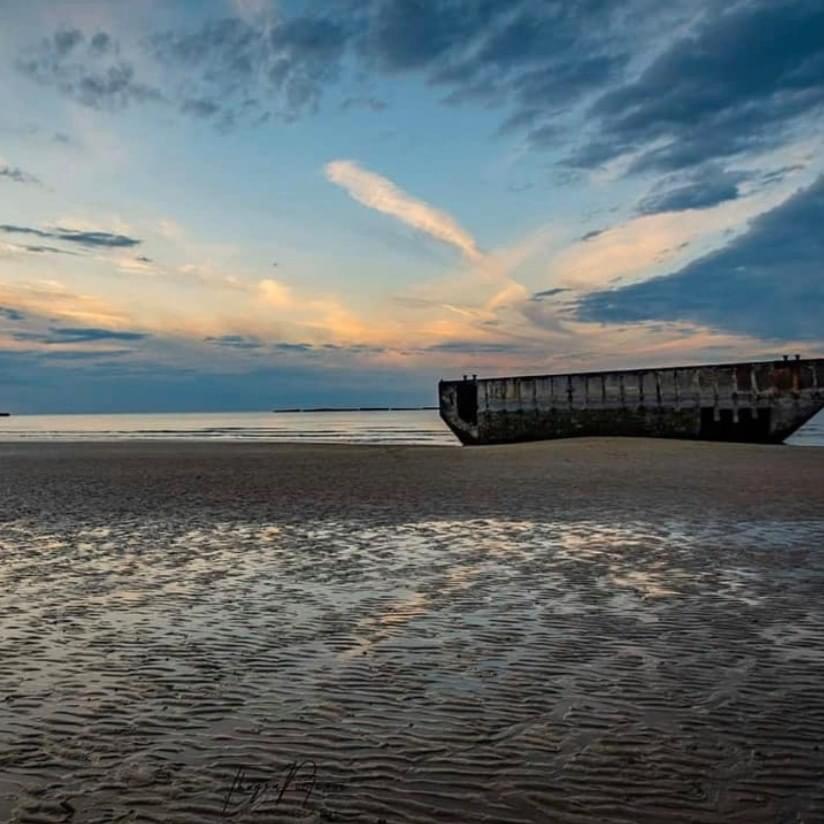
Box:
456;381;478;426
699;407;771;441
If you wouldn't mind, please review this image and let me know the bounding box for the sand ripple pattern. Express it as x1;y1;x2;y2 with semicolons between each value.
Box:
2;514;824;822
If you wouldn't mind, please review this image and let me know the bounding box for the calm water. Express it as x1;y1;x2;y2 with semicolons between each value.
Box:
0;409;459;445
785;408;824;446
0;408;821;446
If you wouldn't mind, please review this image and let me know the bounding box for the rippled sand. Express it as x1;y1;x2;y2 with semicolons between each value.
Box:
1;439;823;823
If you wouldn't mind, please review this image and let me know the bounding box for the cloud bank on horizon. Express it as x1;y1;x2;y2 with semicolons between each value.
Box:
0;0;822;411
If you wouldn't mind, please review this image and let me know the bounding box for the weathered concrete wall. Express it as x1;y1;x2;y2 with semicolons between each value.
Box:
440;358;824;445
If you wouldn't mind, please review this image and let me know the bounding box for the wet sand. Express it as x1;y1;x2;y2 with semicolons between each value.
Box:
1;438;823;823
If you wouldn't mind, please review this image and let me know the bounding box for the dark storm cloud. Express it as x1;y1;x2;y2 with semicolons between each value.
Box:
15;0;824;215
0;225;51;240
89;32;113;56
36;348;133;360
515;54;625;123
14;327;149;344
577;176;824;341
759;164;806;186
426;340;528;354
531;288;570;301
203;338;385;355
21;244;80;256
360;0;505;72
340;96;388;112
204;335;264;350
180;97;221;118
0;224;141;249
14;1;655;132
53;28;83;56
365;0;636;123
53;228;140;249
572;0;824;173
16;28;163;111
149;14;349;122
52;327;148;342
0;307;26;321
0;165;41;185
638;166;750;215
319;342;386;354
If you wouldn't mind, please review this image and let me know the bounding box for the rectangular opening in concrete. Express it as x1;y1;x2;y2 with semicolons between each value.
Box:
700;406;772;441
456;381;478;425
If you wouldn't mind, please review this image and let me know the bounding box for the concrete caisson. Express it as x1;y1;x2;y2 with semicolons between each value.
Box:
439;358;824;446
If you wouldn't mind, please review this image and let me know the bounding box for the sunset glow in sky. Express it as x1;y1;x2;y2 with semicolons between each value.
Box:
1;0;823;411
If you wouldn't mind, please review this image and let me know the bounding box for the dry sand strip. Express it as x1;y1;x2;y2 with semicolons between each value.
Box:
0;439;823;823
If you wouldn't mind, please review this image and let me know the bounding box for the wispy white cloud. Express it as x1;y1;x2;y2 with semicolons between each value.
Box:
325;160;482;262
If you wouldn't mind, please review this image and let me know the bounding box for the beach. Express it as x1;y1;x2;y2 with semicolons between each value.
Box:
1;438;824;822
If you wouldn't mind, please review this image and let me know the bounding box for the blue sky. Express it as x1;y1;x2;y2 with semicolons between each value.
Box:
1;0;822;412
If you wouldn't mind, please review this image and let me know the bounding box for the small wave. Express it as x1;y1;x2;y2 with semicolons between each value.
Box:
2;408;822;446
0;410;461;446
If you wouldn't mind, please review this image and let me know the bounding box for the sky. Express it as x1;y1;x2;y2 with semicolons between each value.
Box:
1;0;822;413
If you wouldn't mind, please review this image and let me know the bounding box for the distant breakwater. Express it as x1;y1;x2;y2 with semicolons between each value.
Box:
272;406;437;413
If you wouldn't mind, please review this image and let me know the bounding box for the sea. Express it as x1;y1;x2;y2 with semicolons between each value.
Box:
0;409;459;445
0;408;822;446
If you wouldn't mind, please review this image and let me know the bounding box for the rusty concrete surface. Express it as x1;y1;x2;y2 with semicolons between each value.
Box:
439;357;824;446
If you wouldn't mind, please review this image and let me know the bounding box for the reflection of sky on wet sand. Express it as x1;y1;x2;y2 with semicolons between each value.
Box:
2;513;824;821
4;516;823;633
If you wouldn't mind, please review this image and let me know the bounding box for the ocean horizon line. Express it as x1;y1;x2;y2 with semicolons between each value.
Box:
0;408;461;446
0;406;439;417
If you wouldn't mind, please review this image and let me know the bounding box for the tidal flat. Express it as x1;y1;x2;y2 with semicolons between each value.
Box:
1;439;823;823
